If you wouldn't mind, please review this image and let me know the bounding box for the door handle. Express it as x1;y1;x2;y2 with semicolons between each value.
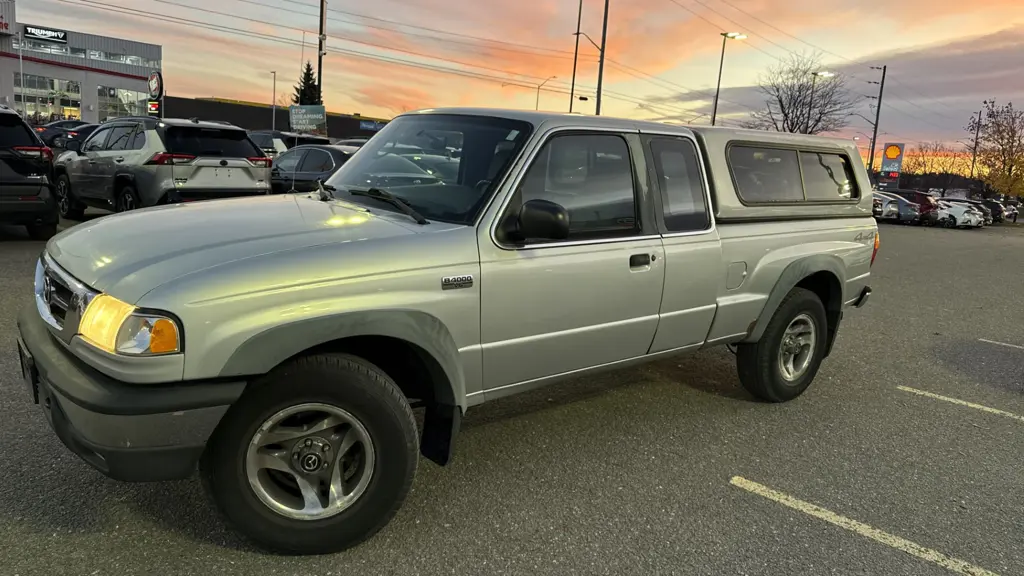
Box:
114;157;124;163
629;253;653;268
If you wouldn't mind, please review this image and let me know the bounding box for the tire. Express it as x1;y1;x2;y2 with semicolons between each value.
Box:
200;353;419;555
26;223;58;241
55;174;85;220
736;287;828;403
947;216;957;229
115;184;141;212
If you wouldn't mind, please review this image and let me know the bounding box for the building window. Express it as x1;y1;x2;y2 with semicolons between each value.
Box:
12;73;83;124
97;85;148;122
87;50;160;69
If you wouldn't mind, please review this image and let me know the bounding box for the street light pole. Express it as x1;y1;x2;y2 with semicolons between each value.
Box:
271;71;277;131
536;76;556;110
867;65;886;173
594;0;609;116
17;32;24;117
806;71;834;134
712;32;746;127
969;107;982;179
569;0;582;113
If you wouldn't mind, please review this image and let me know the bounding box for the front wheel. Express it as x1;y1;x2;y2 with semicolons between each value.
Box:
736;288;827;402
200;353;419;554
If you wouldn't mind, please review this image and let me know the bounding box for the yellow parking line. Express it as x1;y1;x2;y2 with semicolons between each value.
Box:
729;476;999;576
897;386;1024;424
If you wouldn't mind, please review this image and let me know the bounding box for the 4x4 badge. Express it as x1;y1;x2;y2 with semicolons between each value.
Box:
441;275;474;290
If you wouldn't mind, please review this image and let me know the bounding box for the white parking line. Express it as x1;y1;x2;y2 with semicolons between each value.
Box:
897;386;1024;424
729;476;1000;576
978;338;1024;351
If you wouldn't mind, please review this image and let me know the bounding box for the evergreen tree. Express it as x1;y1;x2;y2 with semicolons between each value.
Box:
292;61;321;105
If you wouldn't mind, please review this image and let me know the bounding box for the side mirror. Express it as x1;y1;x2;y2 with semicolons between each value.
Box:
516;199;570;241
65;140;82;154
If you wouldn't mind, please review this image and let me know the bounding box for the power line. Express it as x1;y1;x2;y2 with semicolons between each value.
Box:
226;0;593;62
59;0;706;118
148;0;562;83
153;0;723;119
266;0;584;58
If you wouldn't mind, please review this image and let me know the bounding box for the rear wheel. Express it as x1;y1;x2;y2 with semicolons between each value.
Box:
26;223;57;241
200;353;419;554
115;184;141;212
736;288;828;402
55;174;85;220
947;216;957;229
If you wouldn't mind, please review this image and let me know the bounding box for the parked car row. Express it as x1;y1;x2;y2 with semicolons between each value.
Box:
872;188;1017;229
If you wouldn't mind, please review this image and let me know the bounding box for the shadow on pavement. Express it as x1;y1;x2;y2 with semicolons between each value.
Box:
932;338;1024;394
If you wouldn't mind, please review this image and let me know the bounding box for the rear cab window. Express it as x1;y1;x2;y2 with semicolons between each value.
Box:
0;114;39;148
161;126;262;158
728;144;860;204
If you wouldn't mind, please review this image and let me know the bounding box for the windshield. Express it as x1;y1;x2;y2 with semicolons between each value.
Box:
328;114;532;224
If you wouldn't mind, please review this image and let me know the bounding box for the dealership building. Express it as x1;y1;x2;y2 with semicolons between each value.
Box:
0;0;161;124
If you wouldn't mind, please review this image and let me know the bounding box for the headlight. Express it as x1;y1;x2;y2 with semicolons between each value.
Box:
79;293;181;355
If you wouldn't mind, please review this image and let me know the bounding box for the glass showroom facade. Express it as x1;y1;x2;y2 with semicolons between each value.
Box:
0;16;162;124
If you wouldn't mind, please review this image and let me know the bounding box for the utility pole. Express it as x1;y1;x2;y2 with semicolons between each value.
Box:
271;71;277;131
569;0;582;113
969;108;982;179
867;65;886;173
316;0;327;105
594;0;609;116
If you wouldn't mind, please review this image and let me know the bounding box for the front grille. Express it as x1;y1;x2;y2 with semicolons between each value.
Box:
43;268;75;328
34;254;96;341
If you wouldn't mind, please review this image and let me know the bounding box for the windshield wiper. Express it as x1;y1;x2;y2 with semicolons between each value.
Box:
346;187;429;225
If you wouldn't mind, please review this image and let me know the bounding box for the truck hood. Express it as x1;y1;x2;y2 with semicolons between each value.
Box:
47;194;436;303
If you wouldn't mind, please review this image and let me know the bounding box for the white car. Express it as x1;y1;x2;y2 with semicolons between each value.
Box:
937;201;984;228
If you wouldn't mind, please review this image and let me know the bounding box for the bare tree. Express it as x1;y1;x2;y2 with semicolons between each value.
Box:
966;100;1024;198
902;141;970;195
742;52;855;134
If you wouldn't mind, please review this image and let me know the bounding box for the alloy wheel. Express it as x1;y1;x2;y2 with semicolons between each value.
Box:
245;403;375;521
56;180;70;216
777;313;816;382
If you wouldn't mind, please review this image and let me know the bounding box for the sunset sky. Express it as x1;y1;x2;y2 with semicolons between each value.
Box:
23;0;1024;151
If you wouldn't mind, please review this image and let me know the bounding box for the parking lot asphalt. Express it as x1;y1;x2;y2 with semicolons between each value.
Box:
0;220;1022;576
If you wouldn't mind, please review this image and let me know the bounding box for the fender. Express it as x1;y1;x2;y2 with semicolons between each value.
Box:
743;255;846;345
219;309;466;410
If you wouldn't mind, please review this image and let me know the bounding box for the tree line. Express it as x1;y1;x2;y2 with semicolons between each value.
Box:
743;53;1023;198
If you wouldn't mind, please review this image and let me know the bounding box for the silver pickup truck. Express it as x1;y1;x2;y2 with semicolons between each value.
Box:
16;108;878;554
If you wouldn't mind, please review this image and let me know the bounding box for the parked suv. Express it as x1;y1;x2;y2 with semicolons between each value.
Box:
54;118;271;217
888;189;939;225
0;105;58;239
17;109;877;555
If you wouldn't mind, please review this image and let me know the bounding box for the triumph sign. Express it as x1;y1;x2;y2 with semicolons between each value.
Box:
24;25;68;43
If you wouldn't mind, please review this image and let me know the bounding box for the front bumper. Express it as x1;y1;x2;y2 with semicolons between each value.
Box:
16;305;245;482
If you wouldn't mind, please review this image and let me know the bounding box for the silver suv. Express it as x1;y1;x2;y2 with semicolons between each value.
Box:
54;117;271;217
17;108;877;555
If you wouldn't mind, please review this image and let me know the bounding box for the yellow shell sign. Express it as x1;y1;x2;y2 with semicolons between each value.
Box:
884;145;902;160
